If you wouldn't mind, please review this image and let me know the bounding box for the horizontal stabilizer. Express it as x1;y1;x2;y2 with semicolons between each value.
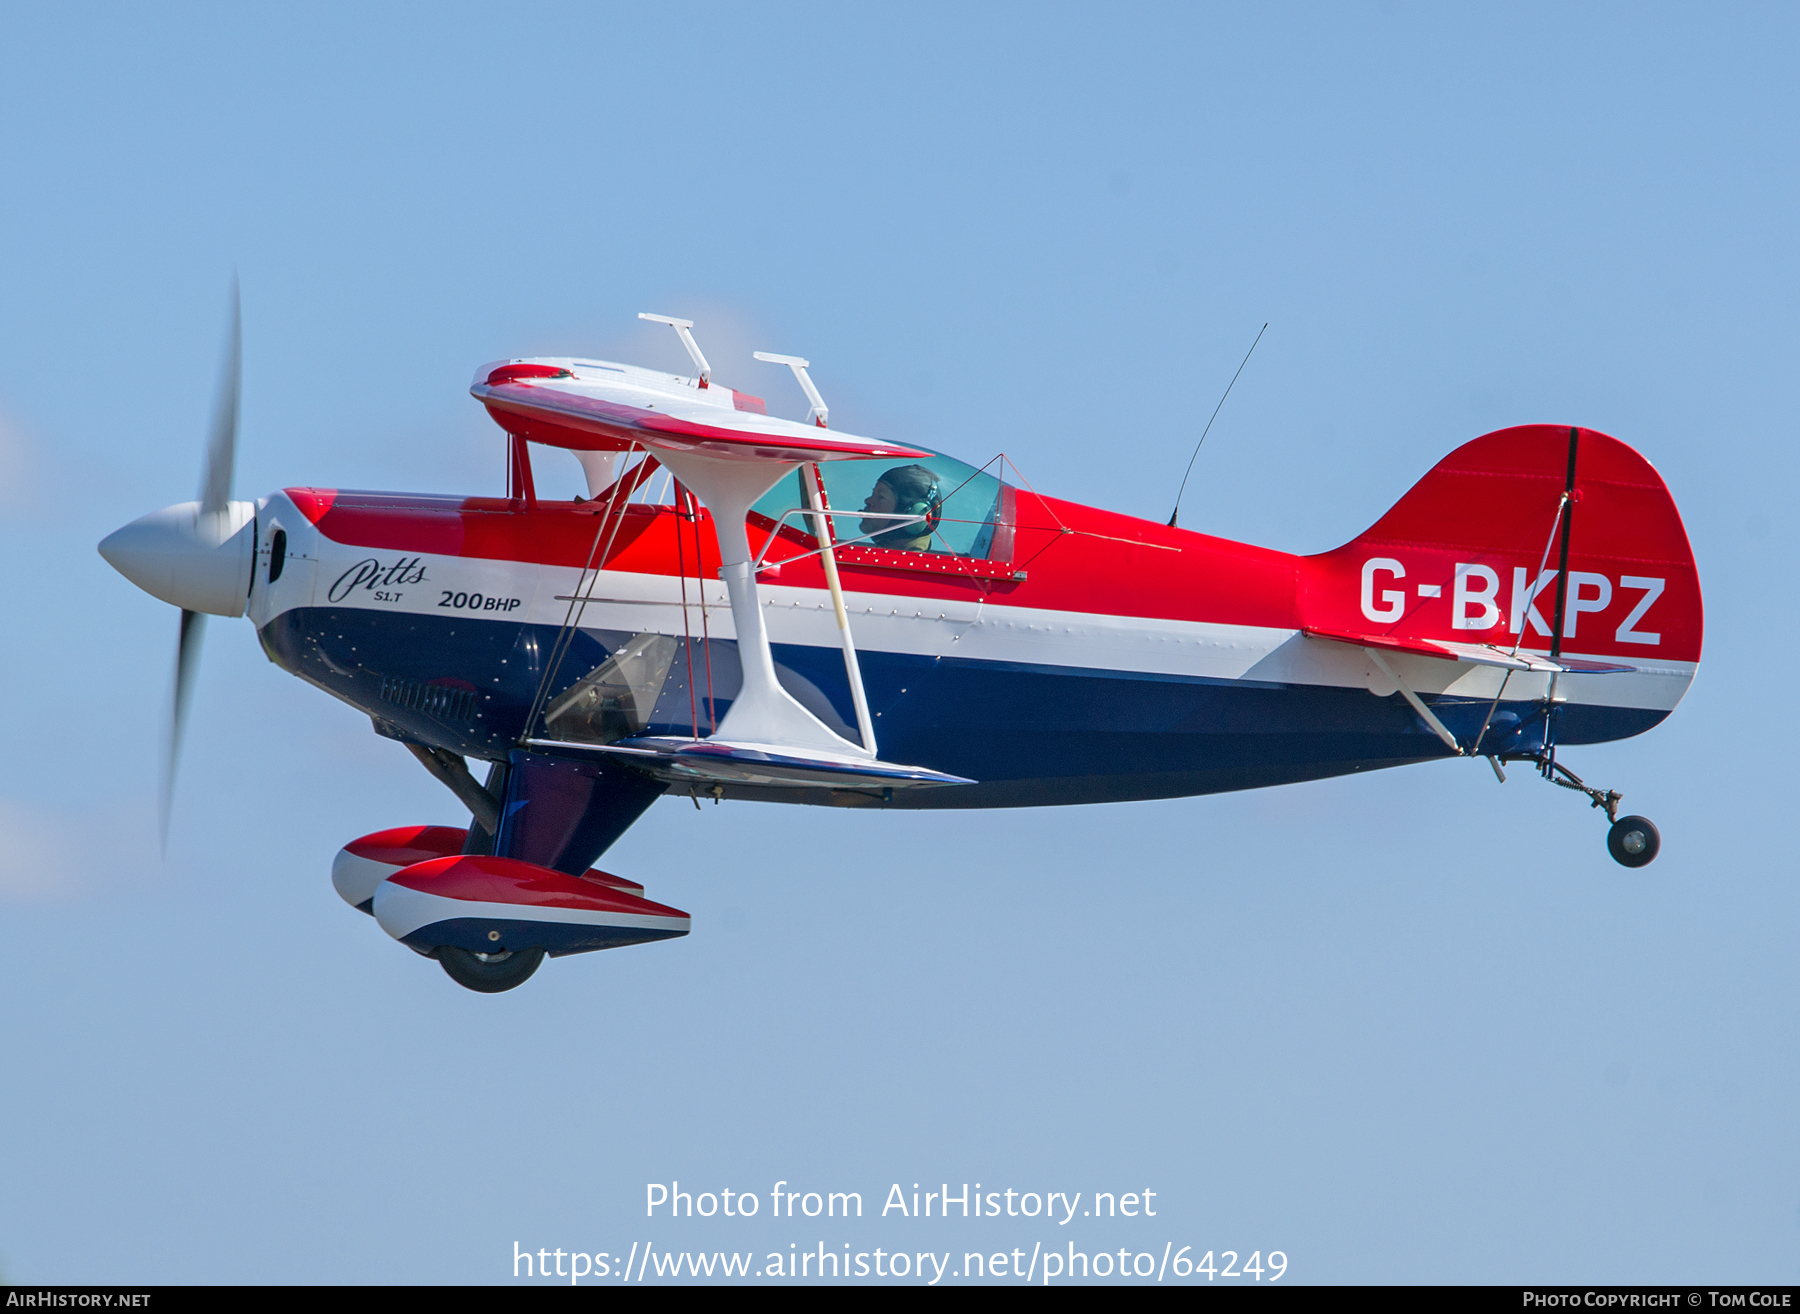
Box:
524;736;974;791
1302;627;1635;674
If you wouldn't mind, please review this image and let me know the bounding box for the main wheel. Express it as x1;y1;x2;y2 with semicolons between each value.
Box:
1607;815;1660;868
436;945;546;993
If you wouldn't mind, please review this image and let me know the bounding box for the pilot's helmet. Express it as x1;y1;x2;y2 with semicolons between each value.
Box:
873;464;942;546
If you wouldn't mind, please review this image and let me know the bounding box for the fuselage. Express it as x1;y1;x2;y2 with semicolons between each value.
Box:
245;471;1695;810
93;334;1704;983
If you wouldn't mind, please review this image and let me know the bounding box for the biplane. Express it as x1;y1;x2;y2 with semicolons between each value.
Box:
99;307;1702;991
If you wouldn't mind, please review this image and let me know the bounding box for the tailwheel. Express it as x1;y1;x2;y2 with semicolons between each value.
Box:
1607;815;1661;869
1516;751;1661;869
436;945;545;993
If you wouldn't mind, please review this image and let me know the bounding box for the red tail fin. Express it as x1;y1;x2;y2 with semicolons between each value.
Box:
1300;425;1701;665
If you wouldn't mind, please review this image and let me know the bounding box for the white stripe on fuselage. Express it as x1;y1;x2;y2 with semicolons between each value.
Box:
255;502;1694;715
372;882;687;941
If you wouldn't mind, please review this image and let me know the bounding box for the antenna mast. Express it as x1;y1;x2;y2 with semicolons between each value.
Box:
1169;322;1267;528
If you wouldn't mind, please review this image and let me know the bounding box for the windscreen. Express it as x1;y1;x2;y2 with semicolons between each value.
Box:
750;448;1005;558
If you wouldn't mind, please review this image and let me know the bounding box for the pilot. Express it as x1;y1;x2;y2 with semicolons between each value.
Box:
860;464;942;551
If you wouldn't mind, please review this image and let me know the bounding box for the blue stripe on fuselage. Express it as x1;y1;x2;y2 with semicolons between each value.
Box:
258;608;1666;808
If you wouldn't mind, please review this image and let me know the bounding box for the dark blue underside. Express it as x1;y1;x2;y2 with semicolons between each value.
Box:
260;608;1667;809
402;917;685;958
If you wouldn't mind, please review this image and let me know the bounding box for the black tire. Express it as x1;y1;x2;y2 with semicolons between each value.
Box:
1607;815;1660;868
437;945;546;993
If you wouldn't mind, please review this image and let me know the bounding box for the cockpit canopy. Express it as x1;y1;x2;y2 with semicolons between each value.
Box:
751;447;1007;559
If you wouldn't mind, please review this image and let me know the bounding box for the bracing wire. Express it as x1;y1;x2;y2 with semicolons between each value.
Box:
690;486;717;733
1468;488;1573;758
674;479;699;739
521;444;645;740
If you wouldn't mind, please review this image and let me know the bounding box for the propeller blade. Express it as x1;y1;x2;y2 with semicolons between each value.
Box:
198;278;240;516
163;281;240;847
161;608;207;850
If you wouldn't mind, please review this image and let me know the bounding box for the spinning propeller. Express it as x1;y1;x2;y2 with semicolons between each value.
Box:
98;282;256;846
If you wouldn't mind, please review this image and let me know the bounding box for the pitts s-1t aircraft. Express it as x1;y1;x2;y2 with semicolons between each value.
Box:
100;308;1702;992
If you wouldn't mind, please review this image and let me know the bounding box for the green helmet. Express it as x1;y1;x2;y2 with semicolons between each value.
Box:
871;464;942;547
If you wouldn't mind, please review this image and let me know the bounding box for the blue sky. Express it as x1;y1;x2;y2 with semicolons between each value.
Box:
1;1;1795;1284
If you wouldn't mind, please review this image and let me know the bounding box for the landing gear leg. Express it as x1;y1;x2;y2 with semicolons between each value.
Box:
1512;751;1660;868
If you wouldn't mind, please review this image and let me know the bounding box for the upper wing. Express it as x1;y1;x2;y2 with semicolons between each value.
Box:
471;357;928;464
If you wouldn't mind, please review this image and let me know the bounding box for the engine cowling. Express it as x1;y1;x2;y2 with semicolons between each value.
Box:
372;855;690;957
332;825;648;912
